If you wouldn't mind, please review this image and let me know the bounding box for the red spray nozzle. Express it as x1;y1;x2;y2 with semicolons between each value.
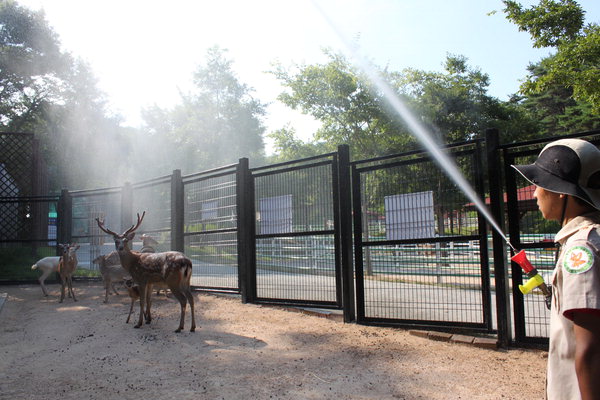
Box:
511;250;535;273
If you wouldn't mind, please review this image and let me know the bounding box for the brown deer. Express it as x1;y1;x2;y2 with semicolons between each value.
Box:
58;243;80;303
95;212;196;332
123;278;141;324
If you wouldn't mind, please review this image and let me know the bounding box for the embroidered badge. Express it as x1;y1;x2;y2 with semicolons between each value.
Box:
563;246;594;274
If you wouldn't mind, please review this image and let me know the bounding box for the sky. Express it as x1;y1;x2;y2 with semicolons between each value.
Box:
16;0;600;147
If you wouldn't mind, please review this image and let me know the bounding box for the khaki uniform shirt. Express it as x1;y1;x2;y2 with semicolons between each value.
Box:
547;212;600;400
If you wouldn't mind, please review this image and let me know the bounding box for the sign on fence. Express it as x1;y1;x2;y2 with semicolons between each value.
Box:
385;191;435;240
259;194;292;234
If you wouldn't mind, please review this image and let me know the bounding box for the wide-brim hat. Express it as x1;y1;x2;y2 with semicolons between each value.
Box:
512;138;600;211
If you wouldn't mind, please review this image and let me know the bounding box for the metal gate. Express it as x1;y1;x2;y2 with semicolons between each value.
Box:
502;130;600;346
245;153;344;309
183;164;240;292
69;186;122;271
352;140;493;333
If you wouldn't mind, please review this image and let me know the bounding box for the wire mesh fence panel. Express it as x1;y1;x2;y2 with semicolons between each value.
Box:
0;133;35;197
184;170;238;291
361;242;485;322
0;196;59;281
353;142;491;331
132;179;172;251
252;158;340;306
186;231;238;289
255;235;337;302
71;189;122;273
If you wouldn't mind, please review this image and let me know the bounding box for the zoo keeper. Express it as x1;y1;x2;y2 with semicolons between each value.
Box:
512;138;600;400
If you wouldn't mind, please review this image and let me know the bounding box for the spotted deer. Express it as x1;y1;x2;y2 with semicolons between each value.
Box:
95;212;196;332
58;243;80;303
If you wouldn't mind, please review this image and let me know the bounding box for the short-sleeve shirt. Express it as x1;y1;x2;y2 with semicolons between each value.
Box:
547;212;600;400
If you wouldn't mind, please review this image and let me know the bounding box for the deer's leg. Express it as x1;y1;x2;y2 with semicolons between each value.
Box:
144;284;153;324
68;276;77;302
135;285;146;328
111;281;119;295
59;276;66;303
171;289;187;333
126;298;135;323
104;279;110;303
184;289;196;332
38;269;52;296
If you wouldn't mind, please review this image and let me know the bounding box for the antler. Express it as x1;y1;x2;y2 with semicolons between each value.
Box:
96;216;120;237
124;211;146;236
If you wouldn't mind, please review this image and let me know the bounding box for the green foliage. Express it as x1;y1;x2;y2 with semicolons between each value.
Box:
266;125;332;163
519;60;600;135
503;0;600;113
0;0;67;130
141;46;266;176
271;51;539;161
503;0;585;47
270;51;414;159
0;1;130;191
397;54;539;144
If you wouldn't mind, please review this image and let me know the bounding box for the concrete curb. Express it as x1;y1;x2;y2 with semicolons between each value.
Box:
409;329;498;350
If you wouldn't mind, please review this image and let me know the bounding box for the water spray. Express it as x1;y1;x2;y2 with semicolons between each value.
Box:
312;2;551;308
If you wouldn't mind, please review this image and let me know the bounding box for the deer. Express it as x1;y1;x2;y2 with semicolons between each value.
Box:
95;212;196;332
123;278;142;324
31;256;61;296
92;252;131;303
140;234;159;253
57;243;80;303
139;234;167;296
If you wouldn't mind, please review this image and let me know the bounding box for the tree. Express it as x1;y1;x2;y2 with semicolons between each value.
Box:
0;0;68;131
271;50;415;159
0;1;130;190
396;54;538;144
518;60;600;135
271;51;537;160
267;125;330;163
503;0;600;113
141;46;266;176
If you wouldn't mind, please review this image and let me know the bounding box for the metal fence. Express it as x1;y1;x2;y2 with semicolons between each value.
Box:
247;153;344;308
0;132;56;281
351;140;493;334
183;165;239;291
4;130;600;347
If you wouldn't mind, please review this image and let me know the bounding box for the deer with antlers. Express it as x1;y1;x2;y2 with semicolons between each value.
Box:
95;212;196;332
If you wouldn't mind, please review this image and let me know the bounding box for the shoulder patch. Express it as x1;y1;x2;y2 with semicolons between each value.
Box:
563;246;595;274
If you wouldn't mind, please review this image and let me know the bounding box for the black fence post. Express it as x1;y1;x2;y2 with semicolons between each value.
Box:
485;128;512;347
57;189;72;251
237;158;256;303
337;144;355;323
121;182;133;232
171;169;184;252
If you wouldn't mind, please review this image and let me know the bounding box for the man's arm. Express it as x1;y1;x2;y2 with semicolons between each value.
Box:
573;311;600;400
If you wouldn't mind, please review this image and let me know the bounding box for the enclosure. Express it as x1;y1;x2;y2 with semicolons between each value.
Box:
2;128;600;348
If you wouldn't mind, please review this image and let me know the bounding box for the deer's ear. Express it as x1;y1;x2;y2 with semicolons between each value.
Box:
126;232;136;241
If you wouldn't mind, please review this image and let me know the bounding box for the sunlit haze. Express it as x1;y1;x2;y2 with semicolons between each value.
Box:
16;0;600;150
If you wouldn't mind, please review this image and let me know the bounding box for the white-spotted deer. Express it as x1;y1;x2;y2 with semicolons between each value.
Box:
95;212;196;332
58;243;80;303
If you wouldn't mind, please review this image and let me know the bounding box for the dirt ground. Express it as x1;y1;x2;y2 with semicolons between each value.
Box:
0;282;547;400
